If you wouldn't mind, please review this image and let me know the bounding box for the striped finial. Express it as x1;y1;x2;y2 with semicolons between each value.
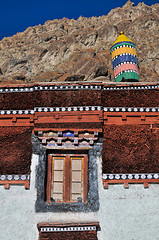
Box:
110;32;139;82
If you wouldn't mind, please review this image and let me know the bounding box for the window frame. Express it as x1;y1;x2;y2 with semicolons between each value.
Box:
46;154;88;203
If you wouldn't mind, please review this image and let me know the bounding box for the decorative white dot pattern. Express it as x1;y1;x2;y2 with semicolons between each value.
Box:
115;174;120;180
21;175;27;180
134;174;139;179
103;174;107;179
0;107;158;115
7;175;13;180
40;226;96;232
109;174;114;180
147;174;152;179
103;107;158;112
154;174;159;179
14;175;19;180
128;174;133;179
0;84;157;93
0;175;6;180
103;173;159;180
0;175;30;181
122;174;126;179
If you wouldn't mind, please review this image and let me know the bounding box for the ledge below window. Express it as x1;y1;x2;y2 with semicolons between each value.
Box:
103;173;159;189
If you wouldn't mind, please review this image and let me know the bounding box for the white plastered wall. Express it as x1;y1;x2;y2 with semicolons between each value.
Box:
0;154;159;240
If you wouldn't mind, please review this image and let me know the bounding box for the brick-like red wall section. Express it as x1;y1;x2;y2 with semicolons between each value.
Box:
101;89;159;107
39;231;98;240
102;125;159;173
0;90;101;110
34;90;101;108
0;92;34;110
0;88;158;110
0;127;32;174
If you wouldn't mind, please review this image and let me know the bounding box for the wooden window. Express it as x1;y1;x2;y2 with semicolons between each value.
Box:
47;154;88;203
51;157;64;201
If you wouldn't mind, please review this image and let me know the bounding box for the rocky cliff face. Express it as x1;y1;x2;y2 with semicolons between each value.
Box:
0;0;158;84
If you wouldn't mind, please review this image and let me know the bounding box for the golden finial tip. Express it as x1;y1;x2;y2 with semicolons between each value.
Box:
120;31;124;35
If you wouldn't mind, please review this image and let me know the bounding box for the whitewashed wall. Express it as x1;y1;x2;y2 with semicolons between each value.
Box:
0;154;159;240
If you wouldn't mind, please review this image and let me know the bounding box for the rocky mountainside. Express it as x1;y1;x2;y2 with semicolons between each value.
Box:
0;0;158;84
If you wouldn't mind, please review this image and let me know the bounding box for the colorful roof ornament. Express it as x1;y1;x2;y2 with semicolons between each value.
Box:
110;31;139;82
